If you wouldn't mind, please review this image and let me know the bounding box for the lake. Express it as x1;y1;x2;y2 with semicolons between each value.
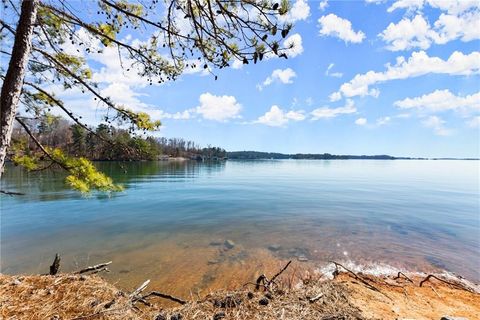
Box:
1;160;479;295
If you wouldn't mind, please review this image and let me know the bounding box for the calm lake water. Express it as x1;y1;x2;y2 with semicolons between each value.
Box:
1;160;479;294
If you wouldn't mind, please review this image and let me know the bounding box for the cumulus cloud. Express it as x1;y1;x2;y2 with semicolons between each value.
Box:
331;50;480;100
258;68;297;90
325;63;343;78
376;116;391;126
387;0;478;14
379;12;480;51
255;105;306;127
281;33;304;58
394;89;480;113
355;118;368;125
467;116;480;128
311;99;357;120
319;0;329;11
196;93;242;121
279;0;310;23
422;115;452;136
318;14;366;43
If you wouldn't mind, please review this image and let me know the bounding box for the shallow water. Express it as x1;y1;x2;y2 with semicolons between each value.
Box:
1;160;479;294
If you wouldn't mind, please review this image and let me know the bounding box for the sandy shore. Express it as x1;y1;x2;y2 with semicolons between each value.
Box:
1;264;479;320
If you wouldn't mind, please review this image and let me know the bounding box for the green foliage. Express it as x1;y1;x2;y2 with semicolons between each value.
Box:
54;53;92;81
117;108;162;131
279;0;290;15
48;148;123;193
12;154;39;171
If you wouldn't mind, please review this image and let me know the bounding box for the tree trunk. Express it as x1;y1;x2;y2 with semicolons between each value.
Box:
0;0;38;178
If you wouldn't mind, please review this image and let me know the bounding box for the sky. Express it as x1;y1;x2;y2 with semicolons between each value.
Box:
29;1;480;157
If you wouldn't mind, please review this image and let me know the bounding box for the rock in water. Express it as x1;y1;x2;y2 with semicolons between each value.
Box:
298;255;309;262
268;244;282;252
224;240;235;249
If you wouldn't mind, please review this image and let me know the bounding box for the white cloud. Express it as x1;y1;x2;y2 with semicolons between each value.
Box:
196;92;242;121
380;15;436;51
422;115;452;136
467;116;480;128
259;68;297;90
266;33;304;60
325;63;343;78
331;50;480;100
318;14;366;43
387;0;478;14
231;59;244;69
376;116;391;126
311;99;357;120
379;12;480;51
255;105;305;127
319;0;329;11
279;0;310;23
394;89;480;113
355;118;368;125
280;33;304;58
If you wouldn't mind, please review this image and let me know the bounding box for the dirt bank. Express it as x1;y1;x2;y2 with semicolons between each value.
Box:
1;263;479;320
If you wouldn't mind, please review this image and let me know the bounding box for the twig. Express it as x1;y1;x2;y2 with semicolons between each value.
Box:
419;274;475;293
309;293;324;303
0;190;25;196
329;261;391;300
75;261;112;274
255;274;269;290
140;291;187;305
49;253;61;275
393;271;413;283
130;279;150;298
268;260;292;287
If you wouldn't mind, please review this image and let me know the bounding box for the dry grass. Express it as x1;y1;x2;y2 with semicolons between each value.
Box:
1;270;479;320
0;274;140;320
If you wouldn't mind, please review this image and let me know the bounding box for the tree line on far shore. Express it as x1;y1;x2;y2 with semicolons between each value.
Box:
11;115;227;162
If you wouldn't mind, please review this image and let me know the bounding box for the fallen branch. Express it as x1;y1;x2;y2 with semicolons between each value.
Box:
255;274;269;291
393;271;413;283
419;274;475;293
140;291;187;305
130;279;150;298
49;253;61;275
267;260;292;287
0;189;25;196
309;293;324;303
75;261;112;274
329;261;391;300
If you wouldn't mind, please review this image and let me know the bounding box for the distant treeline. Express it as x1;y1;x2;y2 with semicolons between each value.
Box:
227;151;415;160
11;116;226;161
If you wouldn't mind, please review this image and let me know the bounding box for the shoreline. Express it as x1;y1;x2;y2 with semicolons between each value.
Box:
1;261;479;320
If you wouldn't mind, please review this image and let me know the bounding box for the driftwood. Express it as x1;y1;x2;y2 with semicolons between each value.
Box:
140;291;187;305
129;279;188;305
75;261;112;274
309;293;324;303
419;274;475;293
130;279;150;298
251;260;292;292
0;189;25;196
330;261;391;300
393;271;413;283
268;260;292;287
49;254;61;275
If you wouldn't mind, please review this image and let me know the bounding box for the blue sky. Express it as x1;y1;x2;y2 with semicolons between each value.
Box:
50;1;480;157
